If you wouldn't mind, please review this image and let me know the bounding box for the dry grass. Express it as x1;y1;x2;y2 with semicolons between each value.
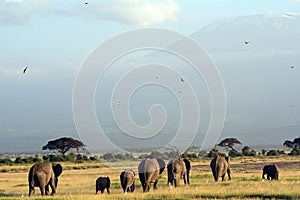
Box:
1;156;300;199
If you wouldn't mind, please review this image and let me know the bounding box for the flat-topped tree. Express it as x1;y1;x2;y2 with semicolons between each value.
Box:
283;137;300;149
217;138;242;152
42;137;85;155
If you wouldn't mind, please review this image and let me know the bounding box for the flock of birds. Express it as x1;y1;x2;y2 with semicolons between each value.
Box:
21;39;296;75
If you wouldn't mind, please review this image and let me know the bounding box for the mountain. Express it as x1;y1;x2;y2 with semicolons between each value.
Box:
192;12;300;52
189;13;300;145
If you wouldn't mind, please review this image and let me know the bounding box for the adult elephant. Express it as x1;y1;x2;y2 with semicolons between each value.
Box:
210;156;231;182
167;158;191;187
262;164;279;180
138;157;165;192
28;162;62;196
120;170;135;194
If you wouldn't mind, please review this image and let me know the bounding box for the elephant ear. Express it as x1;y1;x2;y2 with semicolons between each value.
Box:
120;171;125;179
53;164;63;177
183;158;191;171
156;158;166;174
106;177;110;187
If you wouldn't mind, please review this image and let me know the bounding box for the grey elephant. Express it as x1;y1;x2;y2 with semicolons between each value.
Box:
120;170;135;194
138;157;165;192
96;176;110;194
28;162;62;196
262;164;279;180
167;158;191;187
210;156;231;182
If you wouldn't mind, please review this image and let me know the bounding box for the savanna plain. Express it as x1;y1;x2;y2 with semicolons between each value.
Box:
1;156;300;200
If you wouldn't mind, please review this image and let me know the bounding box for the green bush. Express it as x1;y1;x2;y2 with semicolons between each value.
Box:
148;151;168;159
242;146;256;156
266;150;279;156
0;158;13;165
289;148;300;156
206;148;221;157
229;150;242;157
102;153;115;161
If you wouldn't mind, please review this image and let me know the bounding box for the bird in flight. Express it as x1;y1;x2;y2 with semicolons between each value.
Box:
23;67;28;74
291;66;295;69
244;41;249;45
181;77;184;82
85;2;88;5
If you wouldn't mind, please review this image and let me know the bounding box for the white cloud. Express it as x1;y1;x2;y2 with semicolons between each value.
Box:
0;0;179;26
0;0;55;25
87;0;179;26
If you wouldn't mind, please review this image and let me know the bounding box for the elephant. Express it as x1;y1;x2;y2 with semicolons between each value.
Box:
167;158;191;187
138;157;165;192
210;156;231;182
28;162;62;196
262;164;279;180
96;176;110;194
120;170;135;194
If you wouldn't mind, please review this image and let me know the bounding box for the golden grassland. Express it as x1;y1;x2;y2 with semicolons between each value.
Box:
1;156;300;199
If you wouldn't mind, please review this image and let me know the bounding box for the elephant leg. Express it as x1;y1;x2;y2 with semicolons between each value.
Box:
39;185;45;196
215;169;219;182
49;179;56;195
227;168;232;180
267;175;270;180
45;185;50;195
154;180;158;190
221;174;225;181
28;185;34;196
106;188;110;194
101;189;104;193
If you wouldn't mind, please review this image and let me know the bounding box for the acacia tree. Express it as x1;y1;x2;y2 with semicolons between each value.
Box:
42;137;85;155
217;138;242;152
283;137;300;149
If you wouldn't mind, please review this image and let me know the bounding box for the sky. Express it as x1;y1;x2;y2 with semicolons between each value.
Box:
0;0;300;153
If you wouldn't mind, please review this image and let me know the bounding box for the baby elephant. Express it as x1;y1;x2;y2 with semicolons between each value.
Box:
262;164;279;180
96;176;110;194
120;170;135;194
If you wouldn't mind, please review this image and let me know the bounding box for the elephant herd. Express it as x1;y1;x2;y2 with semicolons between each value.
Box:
27;156;279;196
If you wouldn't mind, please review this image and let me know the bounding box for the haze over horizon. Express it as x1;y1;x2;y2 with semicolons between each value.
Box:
0;1;299;153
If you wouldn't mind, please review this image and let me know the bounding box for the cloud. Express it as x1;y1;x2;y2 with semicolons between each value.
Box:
0;0;179;26
86;0;179;26
0;0;55;25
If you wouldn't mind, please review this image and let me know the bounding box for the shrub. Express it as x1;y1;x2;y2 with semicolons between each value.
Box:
289;148;300;156
115;154;126;160
138;154;148;159
266;150;279;156
206;148;220;157
0;158;13;165
102;153;115;161
148;151;168;159
242;146;256;156
229;150;242;157
14;157;23;164
261;149;267;155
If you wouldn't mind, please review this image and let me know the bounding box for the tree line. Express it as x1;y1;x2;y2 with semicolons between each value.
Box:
1;136;300;166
